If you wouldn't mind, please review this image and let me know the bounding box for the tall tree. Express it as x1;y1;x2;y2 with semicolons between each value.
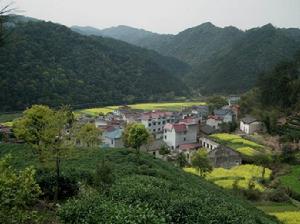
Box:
122;123;150;158
13;105;75;201
191;149;213;177
75;123;101;147
0;1;13;47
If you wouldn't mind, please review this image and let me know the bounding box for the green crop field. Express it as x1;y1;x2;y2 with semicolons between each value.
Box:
280;165;300;194
255;202;300;224
185;164;271;191
76;101;206;117
210;133;267;156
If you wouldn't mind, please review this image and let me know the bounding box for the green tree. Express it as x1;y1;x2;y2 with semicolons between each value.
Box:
122;123;150;157
207;96;227;113
13;105;74;201
191;149;213;177
94;159;114;194
0;155;41;223
75;123;101;147
177;152;188;168
252;153;272;181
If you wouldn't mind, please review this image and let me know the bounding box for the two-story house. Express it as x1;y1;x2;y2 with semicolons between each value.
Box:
163;120;198;150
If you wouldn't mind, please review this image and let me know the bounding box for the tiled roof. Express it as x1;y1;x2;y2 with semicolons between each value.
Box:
164;123;187;132
241;116;258;124
179;143;200;151
141;111;173;120
207;115;223;121
104;128;123;139
214;109;232;116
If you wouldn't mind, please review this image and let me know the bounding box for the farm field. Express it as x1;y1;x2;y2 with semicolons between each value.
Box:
280;165;300;194
255;202;300;224
76;101;206;117
210;133;268;156
184;164;271;191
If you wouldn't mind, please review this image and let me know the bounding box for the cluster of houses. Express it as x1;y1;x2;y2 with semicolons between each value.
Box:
78;96;263;169
0;96;262;169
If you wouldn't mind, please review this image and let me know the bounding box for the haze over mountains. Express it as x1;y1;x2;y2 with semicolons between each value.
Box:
72;23;300;93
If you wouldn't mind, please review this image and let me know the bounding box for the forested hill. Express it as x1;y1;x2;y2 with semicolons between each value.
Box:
73;23;300;94
0;18;190;112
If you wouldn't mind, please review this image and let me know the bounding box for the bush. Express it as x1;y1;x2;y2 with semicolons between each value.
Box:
36;169;79;201
58;191;167;224
265;188;290;202
0;155;41;224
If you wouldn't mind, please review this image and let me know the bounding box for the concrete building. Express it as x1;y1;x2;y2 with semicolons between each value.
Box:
240;116;261;134
141;111;175;139
208;146;242;168
206;115;223;129
199;137;220;151
163;120;198;151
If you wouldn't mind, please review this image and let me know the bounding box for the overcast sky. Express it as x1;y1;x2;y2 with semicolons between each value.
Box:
8;0;300;34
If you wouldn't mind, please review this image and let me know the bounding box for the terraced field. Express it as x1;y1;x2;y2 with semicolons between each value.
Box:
185;164;271;191
210;133;268;157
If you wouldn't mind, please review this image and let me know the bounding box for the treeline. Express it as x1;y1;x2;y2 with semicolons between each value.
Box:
0;18;190;112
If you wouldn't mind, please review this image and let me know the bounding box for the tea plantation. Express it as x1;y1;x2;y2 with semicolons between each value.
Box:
0;144;279;223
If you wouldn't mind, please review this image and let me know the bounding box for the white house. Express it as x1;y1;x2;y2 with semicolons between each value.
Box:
206;115;223;129
240;116;261;134
163;121;198;150
141;111;175;139
102;128;124;148
199;137;220;151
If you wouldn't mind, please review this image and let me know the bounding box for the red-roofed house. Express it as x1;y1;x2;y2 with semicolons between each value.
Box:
206;115;223;129
163;121;198;150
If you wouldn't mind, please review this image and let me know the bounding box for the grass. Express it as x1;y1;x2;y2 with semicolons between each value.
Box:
0;113;21;125
280;165;300;194
255;202;300;224
185;164;271;191
75;101;206;117
210;133;266;156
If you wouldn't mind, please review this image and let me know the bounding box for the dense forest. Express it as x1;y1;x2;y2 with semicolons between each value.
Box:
240;53;300;141
74;23;300;94
0;16;190;112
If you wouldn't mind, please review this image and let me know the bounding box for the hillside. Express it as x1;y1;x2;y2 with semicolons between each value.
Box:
0;17;190;112
73;23;300;94
0;144;279;223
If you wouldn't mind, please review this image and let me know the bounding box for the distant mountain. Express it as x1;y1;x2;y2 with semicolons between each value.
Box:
73;23;300;94
0;19;190;111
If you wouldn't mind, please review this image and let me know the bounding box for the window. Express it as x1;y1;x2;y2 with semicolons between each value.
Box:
153;122;156;125
167;119;170;123
158;128;161;131
153;129;156;132
164;129;167;133
163;121;166;124
111;139;114;145
184;137;186;141
164;135;167;139
148;123;151;127
158;122;161;125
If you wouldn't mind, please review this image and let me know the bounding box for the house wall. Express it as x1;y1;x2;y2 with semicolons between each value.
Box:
199;137;220;151
103;137;123;148
240;121;261;134
223;114;233;123
163;124;197;150
206;119;222;129
142;115;175;138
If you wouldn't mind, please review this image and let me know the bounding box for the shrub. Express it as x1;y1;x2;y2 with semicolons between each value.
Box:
36;169;79;201
265;188;290;202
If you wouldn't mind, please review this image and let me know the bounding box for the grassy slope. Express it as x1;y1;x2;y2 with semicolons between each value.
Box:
280;165;300;194
0;143;279;224
255;202;300;224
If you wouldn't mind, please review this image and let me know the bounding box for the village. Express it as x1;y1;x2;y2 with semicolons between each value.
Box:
66;96;262;169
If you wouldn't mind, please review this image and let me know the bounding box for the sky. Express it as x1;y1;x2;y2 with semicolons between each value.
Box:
6;0;300;34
